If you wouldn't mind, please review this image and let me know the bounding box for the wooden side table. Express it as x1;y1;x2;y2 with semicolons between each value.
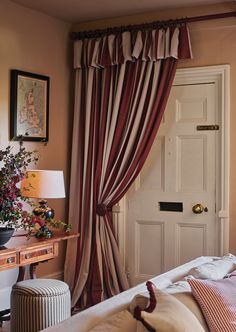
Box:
0;230;79;326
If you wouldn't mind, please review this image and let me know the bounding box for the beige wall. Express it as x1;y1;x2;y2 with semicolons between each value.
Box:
0;0;235;295
73;1;236;254
0;0;72;283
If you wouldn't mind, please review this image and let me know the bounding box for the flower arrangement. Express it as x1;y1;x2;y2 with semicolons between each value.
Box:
0;141;70;238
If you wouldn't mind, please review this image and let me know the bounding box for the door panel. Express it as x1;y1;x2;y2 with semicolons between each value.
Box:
126;83;218;286
177;135;206;192
135;221;164;279
140;136;165;191
176;223;206;264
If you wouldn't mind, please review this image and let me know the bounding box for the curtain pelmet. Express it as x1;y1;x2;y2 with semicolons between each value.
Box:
74;25;192;69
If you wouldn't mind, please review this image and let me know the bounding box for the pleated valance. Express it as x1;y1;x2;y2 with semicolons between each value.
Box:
74;25;192;69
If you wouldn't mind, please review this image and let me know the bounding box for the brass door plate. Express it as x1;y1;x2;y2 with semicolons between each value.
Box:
196;125;219;131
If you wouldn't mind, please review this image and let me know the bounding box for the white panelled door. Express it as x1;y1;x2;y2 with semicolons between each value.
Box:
126;81;220;286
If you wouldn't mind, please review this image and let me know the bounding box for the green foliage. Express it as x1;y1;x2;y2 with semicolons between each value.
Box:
0;141;71;238
0;141;37;230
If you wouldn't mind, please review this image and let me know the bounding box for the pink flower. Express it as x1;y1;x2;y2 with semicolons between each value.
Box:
36;217;45;227
17;202;23;209
22;210;28;218
30;216;37;225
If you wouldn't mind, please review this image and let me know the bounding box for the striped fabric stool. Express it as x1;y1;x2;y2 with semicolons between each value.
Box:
10;279;71;332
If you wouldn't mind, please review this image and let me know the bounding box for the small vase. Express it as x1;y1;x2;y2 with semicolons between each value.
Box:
0;227;14;246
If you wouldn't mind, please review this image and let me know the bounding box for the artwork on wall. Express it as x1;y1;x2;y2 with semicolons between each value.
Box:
10;70;50;142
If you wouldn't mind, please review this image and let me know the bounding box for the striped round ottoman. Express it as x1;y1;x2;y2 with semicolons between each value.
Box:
10;279;71;332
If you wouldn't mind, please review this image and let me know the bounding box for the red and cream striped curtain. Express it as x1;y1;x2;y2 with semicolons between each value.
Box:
65;25;192;309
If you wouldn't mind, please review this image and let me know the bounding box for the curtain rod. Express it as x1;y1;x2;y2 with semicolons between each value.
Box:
71;10;236;40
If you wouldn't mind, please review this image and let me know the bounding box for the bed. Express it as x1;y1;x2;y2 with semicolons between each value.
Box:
41;255;236;332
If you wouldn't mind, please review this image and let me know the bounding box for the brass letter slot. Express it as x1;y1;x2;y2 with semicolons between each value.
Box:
196;125;219;131
159;202;183;212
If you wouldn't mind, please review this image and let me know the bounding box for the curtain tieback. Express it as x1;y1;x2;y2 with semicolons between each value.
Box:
96;204;111;217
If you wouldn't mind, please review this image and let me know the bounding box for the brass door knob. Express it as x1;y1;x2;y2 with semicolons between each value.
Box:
192;203;208;214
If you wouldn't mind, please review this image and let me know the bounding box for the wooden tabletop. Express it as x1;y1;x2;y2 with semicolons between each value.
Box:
0;230;79;255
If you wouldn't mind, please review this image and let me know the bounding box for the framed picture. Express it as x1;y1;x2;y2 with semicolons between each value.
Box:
10;70;50;142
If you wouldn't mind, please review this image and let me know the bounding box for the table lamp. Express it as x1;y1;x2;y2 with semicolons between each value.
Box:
21;170;65;238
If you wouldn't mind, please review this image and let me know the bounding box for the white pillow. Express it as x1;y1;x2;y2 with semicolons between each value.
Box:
221;253;236;261
150;278;172;290
88;310;137;332
165;280;191;294
188;259;235;280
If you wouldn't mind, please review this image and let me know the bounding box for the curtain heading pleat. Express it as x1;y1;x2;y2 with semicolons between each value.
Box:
74;25;192;69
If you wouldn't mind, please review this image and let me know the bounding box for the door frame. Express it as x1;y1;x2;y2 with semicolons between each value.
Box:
114;64;230;268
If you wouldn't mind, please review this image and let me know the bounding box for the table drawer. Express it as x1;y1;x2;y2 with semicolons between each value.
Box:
19;243;58;265
0;252;17;270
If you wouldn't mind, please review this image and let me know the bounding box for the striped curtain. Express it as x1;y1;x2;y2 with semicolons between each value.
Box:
65;25;192;309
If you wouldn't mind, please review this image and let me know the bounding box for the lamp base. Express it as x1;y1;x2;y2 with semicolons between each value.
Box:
33;200;55;219
35;226;53;239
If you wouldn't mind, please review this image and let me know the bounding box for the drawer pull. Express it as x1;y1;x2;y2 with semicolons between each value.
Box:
7;257;14;264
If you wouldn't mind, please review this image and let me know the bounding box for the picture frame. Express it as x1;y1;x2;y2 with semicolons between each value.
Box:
10;70;50;142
